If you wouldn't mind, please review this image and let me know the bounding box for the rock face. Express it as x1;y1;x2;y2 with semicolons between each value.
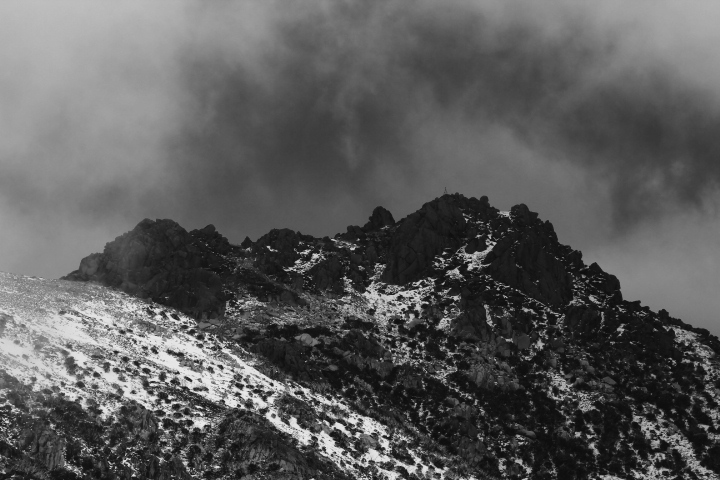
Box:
383;194;494;284
206;410;348;479
20;428;66;470
63;219;234;319
253;229;311;278
483;204;573;307
362;206;395;231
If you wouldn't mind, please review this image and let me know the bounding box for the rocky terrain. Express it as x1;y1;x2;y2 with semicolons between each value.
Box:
2;193;720;479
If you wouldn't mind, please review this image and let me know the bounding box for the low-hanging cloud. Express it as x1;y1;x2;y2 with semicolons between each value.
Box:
156;0;720;232
3;0;720;322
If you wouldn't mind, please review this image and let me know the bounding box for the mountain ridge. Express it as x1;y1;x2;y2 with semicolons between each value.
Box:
1;193;719;480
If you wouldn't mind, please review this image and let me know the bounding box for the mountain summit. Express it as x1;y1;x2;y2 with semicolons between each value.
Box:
2;193;720;479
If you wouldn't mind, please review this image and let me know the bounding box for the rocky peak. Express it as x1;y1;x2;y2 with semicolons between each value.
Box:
382;194;489;284
252;229;316;278
362;206;395;232
509;203;539;225
63;218;229;319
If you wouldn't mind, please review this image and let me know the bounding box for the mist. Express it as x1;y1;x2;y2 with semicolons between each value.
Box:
1;1;720;334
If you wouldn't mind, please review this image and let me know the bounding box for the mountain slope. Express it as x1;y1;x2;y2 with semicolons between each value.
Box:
2;193;720;480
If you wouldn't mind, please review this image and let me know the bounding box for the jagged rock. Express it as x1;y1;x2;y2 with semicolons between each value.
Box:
564;306;601;336
484;205;572;307
62;219;228;318
309;255;345;293
465;235;487;254
586;262;622;296
21;428;66;469
342;329;387;359
146;455;192;480
383;194;493;284
253;228;312;277
456;436;486;467
369;359;394;378
207;409;348;479
362;206;395;232
450;308;489;342
468;364;495;388
253;339;321;382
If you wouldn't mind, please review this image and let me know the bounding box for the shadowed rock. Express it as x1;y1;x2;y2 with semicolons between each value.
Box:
484;204;573;307
206;409;350;479
362;206;395;231
383;194;494;284
63;219;230;318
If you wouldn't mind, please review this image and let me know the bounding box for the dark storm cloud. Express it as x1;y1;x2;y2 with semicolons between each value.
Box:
164;1;720;231
3;1;720;237
4;2;720;339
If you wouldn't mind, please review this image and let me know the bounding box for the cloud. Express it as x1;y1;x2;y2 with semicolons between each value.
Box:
159;0;720;232
2;1;720;334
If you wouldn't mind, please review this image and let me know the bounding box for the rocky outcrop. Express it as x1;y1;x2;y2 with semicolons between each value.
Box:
309;255;345;294
146;455;192;480
341;329;387;359
253;229;314;277
63;219;230;319
564;306;602;337
584;262;622;298
450;308;490;342
20;427;66;470
383;194;494;284
253;339;323;383
362;206;395;231
484;204;573;307
207;409;349;479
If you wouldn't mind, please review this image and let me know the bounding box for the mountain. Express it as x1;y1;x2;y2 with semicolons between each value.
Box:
2;193;720;480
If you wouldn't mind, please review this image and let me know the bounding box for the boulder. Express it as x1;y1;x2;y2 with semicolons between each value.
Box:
359;434;380;449
407;317;424;329
513;333;531;350
517;428;536;439
295;333;320;347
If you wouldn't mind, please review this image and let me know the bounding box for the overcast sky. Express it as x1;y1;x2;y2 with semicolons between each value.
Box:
2;1;720;335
